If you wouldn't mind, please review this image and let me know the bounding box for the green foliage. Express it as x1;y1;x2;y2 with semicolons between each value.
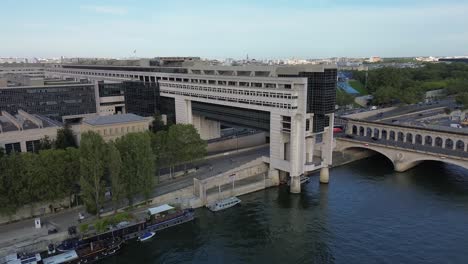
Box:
79;223;89;233
79;131;107;215
336;89;355;106
90;212;132;234
115;132;155;204
456;93;468;109
167;124;207;168
107;142;123;211
0;147;4;159
350;62;468;105
38;136;53;151
150;113;167;133
349;80;367;95
446;79;468;95
55;124;77;149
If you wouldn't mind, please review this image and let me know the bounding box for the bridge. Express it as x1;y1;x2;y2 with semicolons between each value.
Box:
335;119;468;172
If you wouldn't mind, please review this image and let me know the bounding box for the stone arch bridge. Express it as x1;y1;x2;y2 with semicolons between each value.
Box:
335;119;468;172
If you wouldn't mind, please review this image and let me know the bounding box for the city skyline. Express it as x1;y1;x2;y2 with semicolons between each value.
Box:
1;0;468;59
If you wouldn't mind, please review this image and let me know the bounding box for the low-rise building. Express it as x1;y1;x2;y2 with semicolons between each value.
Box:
79;113;151;143
0;110;61;153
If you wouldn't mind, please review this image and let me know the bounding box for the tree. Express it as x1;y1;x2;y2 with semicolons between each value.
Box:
167;124;207;173
150;113;166;133
456;93;468;110
62;147;81;206
0;153;24;216
38;135;53;151
107;142;123;212
55;124;77;149
116;132;155;204
336;90;354;107
151;130;169;179
0;147;4;159
79;131;107;215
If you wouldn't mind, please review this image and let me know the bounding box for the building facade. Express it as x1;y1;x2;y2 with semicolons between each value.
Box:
0;110;61;153
79;113;151;143
46;59;337;193
0;83;97;121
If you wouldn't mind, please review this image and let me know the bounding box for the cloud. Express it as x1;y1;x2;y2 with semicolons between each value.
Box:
80;5;127;15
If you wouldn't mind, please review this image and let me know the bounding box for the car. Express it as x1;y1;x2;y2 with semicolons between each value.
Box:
364;143;369;146
345;134;354;139
48;228;58;235
371;136;379;141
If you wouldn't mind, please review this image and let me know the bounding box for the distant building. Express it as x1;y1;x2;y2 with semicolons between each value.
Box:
0;75;97;122
368;56;382;63
0;110;61;153
79;113;151;143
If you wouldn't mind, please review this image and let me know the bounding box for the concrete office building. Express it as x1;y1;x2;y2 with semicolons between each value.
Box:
46;58;337;193
0;76;98;122
0;110;61;153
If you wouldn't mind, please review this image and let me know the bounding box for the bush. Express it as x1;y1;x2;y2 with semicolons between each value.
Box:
79;223;89;233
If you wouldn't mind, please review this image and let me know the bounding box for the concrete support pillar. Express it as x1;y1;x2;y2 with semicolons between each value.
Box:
290;175;301;193
174;97;193;124
321;113;334;166
268;169;280;186
20;141;27;152
422;136;426;145
320;166;330;184
306;137;315;163
465;143;468;152
289;113;305;193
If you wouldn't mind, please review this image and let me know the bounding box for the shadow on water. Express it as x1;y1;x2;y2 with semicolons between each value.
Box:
399;161;468;196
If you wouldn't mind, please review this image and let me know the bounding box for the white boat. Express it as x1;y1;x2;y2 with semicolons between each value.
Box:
287;175;310;186
138;231;156;242
207;197;241;212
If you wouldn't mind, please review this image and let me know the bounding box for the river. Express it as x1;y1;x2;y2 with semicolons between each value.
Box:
102;156;468;264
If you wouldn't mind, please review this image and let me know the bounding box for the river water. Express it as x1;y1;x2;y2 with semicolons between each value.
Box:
102;156;468;264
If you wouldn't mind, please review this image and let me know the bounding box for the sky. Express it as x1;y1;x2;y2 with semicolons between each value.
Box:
1;0;468;59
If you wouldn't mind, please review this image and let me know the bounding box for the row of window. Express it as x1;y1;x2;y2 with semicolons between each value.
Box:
48;69;295;90
160;82;297;99
160;88;297;110
93;125;146;137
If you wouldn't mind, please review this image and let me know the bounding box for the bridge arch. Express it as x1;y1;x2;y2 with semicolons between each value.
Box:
402;156;468;171
425;135;433;146
415;134;423;145
374;128;380;138
406;133;413;144
456;140;465;151
339;145;396;169
359;126;365;136
381;129;388;140
397;132;404;142
352;125;357;135
389;131;396;141
366;127;372;137
445;138;454;150
435;137;443;148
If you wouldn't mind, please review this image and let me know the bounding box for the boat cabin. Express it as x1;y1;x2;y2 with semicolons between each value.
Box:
147;204;177;220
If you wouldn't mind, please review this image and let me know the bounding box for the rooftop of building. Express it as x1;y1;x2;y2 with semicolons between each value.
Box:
56;57;337;77
83;113;147;126
0;111;61;133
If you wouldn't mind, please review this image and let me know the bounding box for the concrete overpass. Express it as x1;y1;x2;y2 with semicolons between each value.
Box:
335;119;468;172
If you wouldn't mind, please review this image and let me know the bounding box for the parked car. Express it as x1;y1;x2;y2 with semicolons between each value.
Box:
48;228;58;235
